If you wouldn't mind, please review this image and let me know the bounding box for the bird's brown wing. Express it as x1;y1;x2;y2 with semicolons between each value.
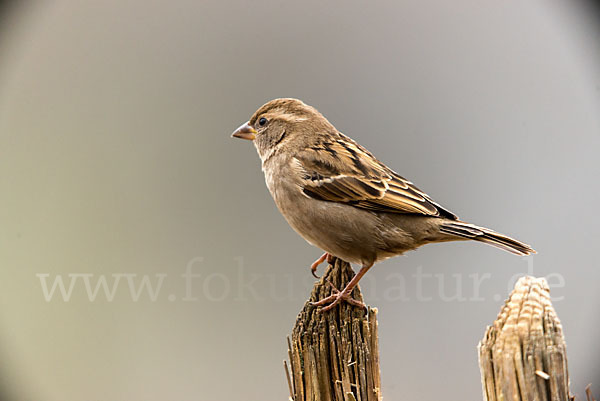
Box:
293;136;458;219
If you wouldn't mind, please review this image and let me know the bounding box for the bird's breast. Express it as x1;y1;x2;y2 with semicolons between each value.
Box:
262;163;388;265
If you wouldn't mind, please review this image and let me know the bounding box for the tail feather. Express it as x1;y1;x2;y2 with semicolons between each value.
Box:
439;221;535;256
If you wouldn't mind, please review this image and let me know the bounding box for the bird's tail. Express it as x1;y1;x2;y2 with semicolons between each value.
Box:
439;221;536;256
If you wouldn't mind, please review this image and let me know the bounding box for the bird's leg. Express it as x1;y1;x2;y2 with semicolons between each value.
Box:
310;252;331;279
311;263;373;312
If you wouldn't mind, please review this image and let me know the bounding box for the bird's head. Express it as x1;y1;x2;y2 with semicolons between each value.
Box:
231;98;334;161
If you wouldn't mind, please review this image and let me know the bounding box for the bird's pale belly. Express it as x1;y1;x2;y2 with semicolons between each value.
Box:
268;181;390;265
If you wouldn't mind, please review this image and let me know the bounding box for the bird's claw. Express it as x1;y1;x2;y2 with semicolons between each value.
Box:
310;252;333;279
310;262;322;279
310;280;366;312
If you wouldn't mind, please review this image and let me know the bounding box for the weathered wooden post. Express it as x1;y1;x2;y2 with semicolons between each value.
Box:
284;266;591;401
284;258;382;401
478;276;573;401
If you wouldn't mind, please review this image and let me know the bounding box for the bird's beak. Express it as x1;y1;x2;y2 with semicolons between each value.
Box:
231;122;257;140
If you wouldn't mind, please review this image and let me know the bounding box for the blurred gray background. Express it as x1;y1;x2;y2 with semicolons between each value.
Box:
0;1;599;400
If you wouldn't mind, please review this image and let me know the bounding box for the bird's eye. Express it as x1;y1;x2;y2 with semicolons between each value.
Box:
258;117;268;127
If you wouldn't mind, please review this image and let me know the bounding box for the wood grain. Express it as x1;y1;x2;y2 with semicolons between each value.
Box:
285;258;382;401
478;276;573;401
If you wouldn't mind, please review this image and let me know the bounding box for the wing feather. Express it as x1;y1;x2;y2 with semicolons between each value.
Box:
295;135;458;219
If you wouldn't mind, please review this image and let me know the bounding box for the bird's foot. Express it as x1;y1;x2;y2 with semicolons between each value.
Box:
311;280;366;312
310;252;335;279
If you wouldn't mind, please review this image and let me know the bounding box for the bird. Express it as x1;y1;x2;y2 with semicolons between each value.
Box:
231;98;535;311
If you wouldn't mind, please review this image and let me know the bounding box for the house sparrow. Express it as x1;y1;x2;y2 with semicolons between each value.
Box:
231;98;535;311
